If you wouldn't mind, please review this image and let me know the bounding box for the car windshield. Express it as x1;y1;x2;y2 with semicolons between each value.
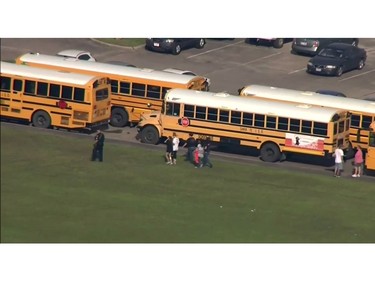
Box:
318;48;344;58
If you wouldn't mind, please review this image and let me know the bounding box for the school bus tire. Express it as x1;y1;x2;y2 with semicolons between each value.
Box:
141;125;160;144
260;142;281;162
110;108;129;127
32;110;51;129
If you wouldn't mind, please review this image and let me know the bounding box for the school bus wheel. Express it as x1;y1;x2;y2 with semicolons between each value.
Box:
110;107;129;127
141;125;160;144
260;142;281;162
32;110;51;129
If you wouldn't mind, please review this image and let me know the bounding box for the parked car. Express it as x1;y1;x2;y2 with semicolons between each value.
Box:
163;68;211;90
316;89;346;97
306;43;367;77
292;38;359;56
245;38;286;48
56;49;96;61
145;38;206;55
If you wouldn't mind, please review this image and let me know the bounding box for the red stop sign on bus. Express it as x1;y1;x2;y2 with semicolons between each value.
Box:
181;117;190;127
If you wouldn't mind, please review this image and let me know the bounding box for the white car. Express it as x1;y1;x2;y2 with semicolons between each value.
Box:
56;49;96;61
163;68;211;90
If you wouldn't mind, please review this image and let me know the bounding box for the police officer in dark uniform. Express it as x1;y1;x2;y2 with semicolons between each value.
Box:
183;133;196;163
91;129;105;162
203;136;213;168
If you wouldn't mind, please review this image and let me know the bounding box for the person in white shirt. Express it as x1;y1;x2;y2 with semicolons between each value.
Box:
172;132;180;165
333;144;344;177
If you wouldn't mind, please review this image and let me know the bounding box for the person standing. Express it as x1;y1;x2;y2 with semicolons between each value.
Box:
333;144;344;177
172;132;180;165
196;139;204;168
183;133;196;163
164;136;173;164
352;146;364;177
203;136;213;168
91;129;105;162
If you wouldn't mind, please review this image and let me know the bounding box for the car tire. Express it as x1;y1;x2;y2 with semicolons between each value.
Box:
196;39;205;49
172;44;181;55
273;38;284;48
352;39;359;46
358;59;365;70
336;66;343;77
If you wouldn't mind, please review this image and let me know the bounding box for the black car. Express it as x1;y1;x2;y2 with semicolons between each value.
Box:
292;38;359;56
306;43;367;77
145;38;205;55
316;89;346;97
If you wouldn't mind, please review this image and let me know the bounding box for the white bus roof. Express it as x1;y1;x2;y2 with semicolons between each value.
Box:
1;62;99;86
241;85;375;114
166;89;347;123
18;53;204;85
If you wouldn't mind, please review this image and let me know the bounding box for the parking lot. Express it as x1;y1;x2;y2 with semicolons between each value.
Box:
2;38;375;99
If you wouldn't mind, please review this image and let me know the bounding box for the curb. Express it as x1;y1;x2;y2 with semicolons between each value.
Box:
90;38;145;50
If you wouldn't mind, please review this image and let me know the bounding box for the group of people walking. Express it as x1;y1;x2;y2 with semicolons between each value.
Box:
183;133;213;168
164;132;213;168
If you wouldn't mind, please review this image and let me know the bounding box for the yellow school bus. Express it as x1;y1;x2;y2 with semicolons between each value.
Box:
16;53;210;127
1;62;111;131
137;89;351;162
239;84;375;156
365;122;375;172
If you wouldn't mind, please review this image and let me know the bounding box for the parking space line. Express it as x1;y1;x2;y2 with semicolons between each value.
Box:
187;40;245;59
339;69;375;82
288;68;306;74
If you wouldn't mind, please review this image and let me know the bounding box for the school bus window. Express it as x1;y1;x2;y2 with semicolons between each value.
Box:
120;81;130;94
147;85;161;99
207;107;218;121
74;87;85;101
313;122;327;136
339;120;345;133
290;118;300;132
302;120;312;133
362;115;373;129
267;116;277;129
219;110;229;123
278;117;288;131
25;80;36;94
62;85;73;100
166;102;180;116
111;79;119;93
13;79;23;92
243;112;253;126
165;103;170;115
132;83;145;97
351;114;360;127
49;84;61;98
37;82;48;96
96;88;108;101
184;104;194;118
231;110;241;124
196;106;207;119
1;76;11;92
255;114;265;127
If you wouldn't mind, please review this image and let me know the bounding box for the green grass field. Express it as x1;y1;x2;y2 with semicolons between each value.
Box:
1;124;374;242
